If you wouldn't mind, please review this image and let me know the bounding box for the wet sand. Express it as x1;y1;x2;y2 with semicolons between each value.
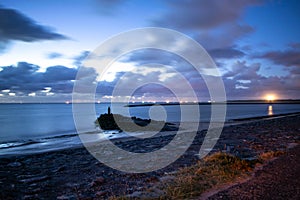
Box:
0;114;299;199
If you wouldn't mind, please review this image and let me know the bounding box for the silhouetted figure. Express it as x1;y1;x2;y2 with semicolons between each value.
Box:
108;106;111;115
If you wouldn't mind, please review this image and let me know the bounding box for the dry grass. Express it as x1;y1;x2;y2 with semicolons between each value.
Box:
108;151;286;200
162;152;258;199
259;150;285;161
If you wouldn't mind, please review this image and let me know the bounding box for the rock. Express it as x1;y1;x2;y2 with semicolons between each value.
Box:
56;194;77;200
96;191;107;197
128;191;143;198
22;194;38;200
25;187;41;195
95;176;105;183
159;175;175;183
19;175;50;184
127;188;164;199
52;166;66;173
287;143;298;149
91;176;105;186
17;174;35;179
7;161;22;167
95;109;174;132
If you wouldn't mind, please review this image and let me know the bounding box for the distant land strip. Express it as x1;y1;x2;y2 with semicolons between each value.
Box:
126;99;300;107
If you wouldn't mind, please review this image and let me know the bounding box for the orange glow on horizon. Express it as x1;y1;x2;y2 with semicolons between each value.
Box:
265;94;276;101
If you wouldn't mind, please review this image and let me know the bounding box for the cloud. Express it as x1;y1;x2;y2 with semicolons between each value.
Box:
94;0;125;15
73;51;91;67
151;0;257;62
46;52;63;59
288;42;300;49
122;49;181;66
1;59;299;101
256;50;300;67
0;62;41;92
0;6;68;52
0;62;91;94
208;47;245;59
154;0;261;30
194;24;255;50
222;60;300;99
43;66;77;83
290;66;300;75
224;61;261;79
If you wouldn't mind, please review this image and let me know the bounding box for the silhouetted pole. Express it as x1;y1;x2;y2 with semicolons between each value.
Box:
108;106;111;115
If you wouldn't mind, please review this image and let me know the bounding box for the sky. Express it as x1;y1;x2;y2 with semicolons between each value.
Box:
0;0;299;103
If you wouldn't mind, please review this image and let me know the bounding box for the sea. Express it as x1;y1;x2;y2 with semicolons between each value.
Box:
0;103;299;156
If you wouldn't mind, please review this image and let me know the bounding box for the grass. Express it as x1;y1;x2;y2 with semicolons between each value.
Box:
109;151;286;200
258;150;285;161
162;152;258;199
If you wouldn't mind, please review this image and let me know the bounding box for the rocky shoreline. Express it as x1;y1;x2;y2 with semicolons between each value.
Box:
0;114;299;199
96;111;177;132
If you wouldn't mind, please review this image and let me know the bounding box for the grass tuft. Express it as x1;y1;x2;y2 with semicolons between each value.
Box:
259;150;285;161
163;152;258;199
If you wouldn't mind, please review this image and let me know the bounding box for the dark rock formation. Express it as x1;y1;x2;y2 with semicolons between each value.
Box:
95;107;177;132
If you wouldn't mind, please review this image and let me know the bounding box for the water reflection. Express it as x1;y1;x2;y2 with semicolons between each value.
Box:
268;105;273;115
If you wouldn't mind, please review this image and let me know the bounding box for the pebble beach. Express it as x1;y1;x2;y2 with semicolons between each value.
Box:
0;113;299;199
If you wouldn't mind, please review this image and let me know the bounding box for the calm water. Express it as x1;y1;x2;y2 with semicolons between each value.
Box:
0;103;299;155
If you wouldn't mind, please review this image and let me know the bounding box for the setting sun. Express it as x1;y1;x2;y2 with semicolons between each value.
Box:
265;94;276;101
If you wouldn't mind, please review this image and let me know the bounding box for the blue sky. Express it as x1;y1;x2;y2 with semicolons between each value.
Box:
0;0;299;102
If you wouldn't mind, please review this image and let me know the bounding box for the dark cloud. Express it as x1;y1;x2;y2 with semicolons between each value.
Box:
224;61;261;79
151;0;257;61
194;24;254;50
122;49;180;66
43;66;77;83
290;66;300;75
257;50;300;67
0;62;93;94
0;62;41;92
73;51;91;67
46;52;63;59
288;42;300;49
208;47;245;59
154;0;261;30
0;6;68;52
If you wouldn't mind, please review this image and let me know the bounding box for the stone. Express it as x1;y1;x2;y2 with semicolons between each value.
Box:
56;194;77;200
96;191;107;197
91;176;105;187
19;175;50;184
159;175;175;183
95;176;105;183
52;166;66;173
7;161;22;167
127;188;164;199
